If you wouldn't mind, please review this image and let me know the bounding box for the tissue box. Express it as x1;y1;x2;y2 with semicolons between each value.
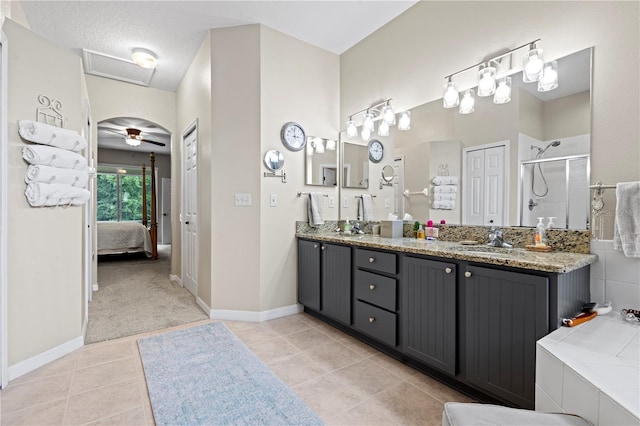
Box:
380;220;403;238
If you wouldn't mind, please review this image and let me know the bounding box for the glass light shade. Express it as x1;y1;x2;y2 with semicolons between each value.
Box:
314;137;325;153
538;61;558;92
459;89;475;114
477;66;496;97
382;105;396;125
132;48;158;69
363;112;375;131
493;77;512;104
361;127;371;141
523;47;544;82
378;120;390;137
125;137;141;147
443;81;459;108
346;119;358;137
306;139;314;155
325;139;336;150
398;111;411;130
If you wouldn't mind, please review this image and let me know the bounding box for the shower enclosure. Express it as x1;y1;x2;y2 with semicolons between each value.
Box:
520;154;590;229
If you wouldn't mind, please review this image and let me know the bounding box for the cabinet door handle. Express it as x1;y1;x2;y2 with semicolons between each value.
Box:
369;284;376;290
321;246;326;251
313;244;318;249
369;257;375;263
465;271;472;278
445;267;452;274
368;317;376;323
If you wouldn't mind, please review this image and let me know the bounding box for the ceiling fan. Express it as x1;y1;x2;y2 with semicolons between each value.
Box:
104;127;166;147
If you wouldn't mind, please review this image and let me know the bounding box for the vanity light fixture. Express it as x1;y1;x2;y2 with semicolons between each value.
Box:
397;111;411;130
132;48;158;69
325;139;336;150
442;39;558;114
345;99;409;139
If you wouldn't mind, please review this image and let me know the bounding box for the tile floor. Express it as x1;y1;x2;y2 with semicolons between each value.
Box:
1;313;473;425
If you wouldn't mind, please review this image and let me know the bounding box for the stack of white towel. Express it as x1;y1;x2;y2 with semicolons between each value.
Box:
19;120;90;207
431;176;457;210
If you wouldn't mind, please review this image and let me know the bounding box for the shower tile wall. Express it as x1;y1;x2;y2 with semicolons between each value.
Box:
590;239;640;311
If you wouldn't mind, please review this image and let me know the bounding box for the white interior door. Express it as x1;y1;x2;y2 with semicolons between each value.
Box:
182;125;197;297
0;35;8;389
483;146;505;226
463;143;506;226
161;178;171;244
465;149;485;225
394;156;405;217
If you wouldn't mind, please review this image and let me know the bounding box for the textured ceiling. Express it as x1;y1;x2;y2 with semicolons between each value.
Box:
20;0;417;92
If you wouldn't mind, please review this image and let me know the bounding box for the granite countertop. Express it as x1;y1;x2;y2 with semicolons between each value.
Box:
296;232;597;273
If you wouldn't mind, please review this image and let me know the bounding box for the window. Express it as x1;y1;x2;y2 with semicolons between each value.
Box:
97;165;153;222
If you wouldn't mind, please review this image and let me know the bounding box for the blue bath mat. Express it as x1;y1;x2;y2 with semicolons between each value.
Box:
138;322;323;425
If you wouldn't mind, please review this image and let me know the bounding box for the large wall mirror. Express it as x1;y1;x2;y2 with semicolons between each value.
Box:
305;136;338;186
341;141;369;189
338;47;592;230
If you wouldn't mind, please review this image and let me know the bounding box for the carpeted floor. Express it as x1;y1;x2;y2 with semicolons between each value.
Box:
85;245;209;344
138;322;322;425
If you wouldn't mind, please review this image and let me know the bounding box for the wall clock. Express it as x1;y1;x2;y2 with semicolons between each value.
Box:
280;122;307;152
368;139;384;163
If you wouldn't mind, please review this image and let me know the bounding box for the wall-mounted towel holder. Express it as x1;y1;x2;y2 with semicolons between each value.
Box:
297;191;328;197
354;195;377;199
36;94;65;128
264;170;286;183
404;189;429;198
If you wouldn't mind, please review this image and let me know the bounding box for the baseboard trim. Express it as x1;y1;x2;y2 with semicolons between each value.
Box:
8;335;84;382
169;274;183;287
196;296;210;315
209;304;303;322
92;283;99;291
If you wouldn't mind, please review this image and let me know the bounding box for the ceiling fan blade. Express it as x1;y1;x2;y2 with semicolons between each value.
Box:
102;128;126;136
141;138;166;147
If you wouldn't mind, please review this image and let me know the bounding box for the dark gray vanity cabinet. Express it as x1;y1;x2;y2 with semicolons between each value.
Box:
463;265;550;409
297;239;351;325
402;256;457;376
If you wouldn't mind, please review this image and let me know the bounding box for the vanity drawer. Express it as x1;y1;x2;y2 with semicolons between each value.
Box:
354;300;397;347
355;248;397;275
355;270;396;311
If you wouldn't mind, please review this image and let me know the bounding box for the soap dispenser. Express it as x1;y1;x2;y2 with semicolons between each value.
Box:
535;217;547;246
546;217;556;229
343;218;352;234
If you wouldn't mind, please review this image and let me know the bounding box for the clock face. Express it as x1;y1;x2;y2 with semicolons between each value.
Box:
368;139;384;163
281;122;306;151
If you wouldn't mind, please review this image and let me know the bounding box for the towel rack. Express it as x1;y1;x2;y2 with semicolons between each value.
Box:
354;195;377;199
588;181;616;197
297;191;328;197
403;189;429;198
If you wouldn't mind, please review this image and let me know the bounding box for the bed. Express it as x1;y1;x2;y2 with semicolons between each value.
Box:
97;222;152;256
97;153;159;259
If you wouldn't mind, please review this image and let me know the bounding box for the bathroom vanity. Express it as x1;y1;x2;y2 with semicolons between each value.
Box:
296;231;597;409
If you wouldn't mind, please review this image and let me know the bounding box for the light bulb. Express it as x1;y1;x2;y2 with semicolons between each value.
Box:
346;119;357;137
363;112;374;131
538;61;558;92
443;81;459;108
378;120;390;136
398;111;411;130
382;105;395;125
459;89;475;114
314;137;325;153
523;47;544;82
477;66;496;97
361;127;371;141
493;77;512;104
325;139;336;150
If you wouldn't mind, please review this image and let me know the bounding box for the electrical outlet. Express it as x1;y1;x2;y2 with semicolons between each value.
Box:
385;198;390;208
234;193;252;206
328;197;335;208
343;197;349;208
270;194;278;207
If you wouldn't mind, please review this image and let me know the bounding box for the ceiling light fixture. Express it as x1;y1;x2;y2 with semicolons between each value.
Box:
125;136;142;147
442;39;558;114
345;99;410;140
132;48;158;69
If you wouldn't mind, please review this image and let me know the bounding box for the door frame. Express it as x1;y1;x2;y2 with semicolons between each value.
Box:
462;140;509;226
1;31;9;388
83;100;93;338
181;119;198;296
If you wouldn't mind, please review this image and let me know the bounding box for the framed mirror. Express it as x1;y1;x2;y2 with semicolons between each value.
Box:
264;150;284;171
305;136;338;186
341;141;369;189
381;165;394;182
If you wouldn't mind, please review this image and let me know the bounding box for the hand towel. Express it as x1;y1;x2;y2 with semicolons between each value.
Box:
22;145;88;170
432;185;458;194
25;182;90;207
613;181;640;257
25;164;88;188
361;194;374;221
308;193;324;227
432;193;457;202
19;120;87;152
432;176;458;186
432;200;455;210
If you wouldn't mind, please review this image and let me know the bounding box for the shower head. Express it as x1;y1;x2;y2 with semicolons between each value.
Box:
536;140;561;157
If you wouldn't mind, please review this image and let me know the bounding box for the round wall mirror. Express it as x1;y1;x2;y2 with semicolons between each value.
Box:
381;165;394;182
264;150;285;171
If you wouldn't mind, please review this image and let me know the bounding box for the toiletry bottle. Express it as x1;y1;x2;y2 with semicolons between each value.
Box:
535;217;547;246
546;217;556;229
343;218;351;234
417;225;425;239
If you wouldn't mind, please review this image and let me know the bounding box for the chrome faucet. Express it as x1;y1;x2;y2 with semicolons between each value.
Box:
487;227;513;248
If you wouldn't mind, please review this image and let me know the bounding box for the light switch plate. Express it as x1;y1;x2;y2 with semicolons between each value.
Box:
343;197;349;208
328;197;335;208
385;198;390;208
235;193;252;206
270;194;278;207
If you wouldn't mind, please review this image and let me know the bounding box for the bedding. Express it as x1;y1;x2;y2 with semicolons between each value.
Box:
97;222;152;256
